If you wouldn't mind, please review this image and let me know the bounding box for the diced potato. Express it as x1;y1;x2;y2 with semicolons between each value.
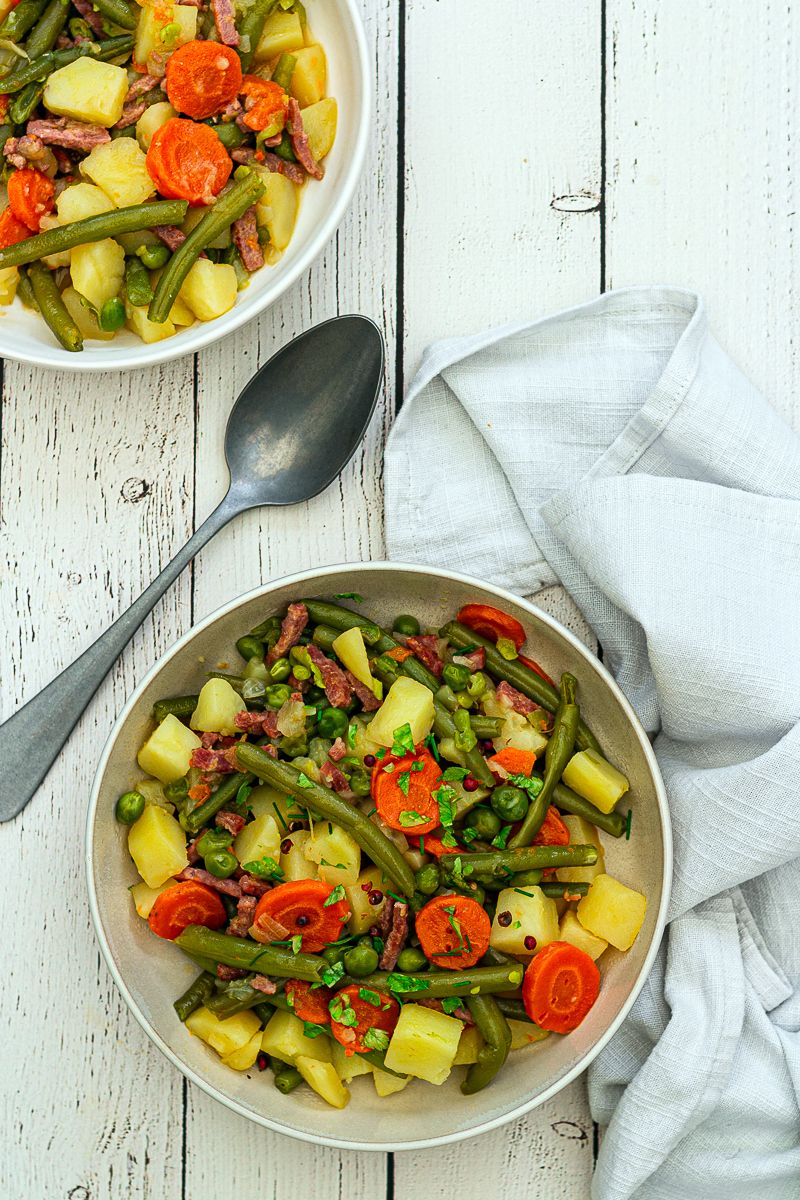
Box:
137;712;201;784
373;1068;410;1097
300;97;338;162
136;100;178;152
38;214;71;268
125;300;176;343
129;876;179;918
453;1024;483;1066
260;1010;332;1065
332;1040;373;1083
348;716;382;761
383;1004;462;1085
169;293;195;326
577;873;646;952
304;820;360;886
254;9;305;61
81;137;156;208
344;865;390;935
233;812;281;867
221;1030;263;1071
562;750;629;814
368;677;435;748
186;1006;261;1057
295;1056;350;1109
134;0;196;67
508;1019;550;1051
559;909;608;962
0;266;18;305
62;286;115;340
254;170;299;253
279;830;318;882
483;691;548;757
43;58;128;127
57;182;115;223
127;804;188;888
250;784;303;826
189;677;242;736
489;886;559;957
290;44;326;107
332;626;373;690
178;259;237;322
557;814;606;885
437;737;465;767
70;238;125;310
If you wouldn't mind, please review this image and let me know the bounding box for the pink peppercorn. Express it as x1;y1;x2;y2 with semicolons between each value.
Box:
463;776;478;792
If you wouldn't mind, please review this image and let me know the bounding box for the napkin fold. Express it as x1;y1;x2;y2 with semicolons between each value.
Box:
384;287;800;1200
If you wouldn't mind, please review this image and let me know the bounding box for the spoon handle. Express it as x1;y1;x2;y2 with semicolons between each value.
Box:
0;493;239;822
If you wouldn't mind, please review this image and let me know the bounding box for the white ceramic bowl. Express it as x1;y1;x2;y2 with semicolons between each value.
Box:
87;563;672;1151
0;0;370;371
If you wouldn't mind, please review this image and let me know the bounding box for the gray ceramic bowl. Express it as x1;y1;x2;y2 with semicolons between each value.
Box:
86;562;671;1151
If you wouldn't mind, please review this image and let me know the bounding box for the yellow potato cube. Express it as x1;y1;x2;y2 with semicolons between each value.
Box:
57;182;114;223
344;865;390;935
368;677;435;748
137;712;201;783
295;1056;350;1108
190;677;242;736
136;100;177;152
300;97;338;162
178;259;237;321
304;821;360;886
254;169;299;253
127;803;188;887
453;1024;483;1066
373;1068;410;1097
186;1006;261;1057
332;1041;373;1083
70;238;125;310
249;784;301;826
279;830;318;882
0;266;18;305
129;877;179;918
62;287;115;340
221;1030;263;1071
559;909;608;961
125;301;176;344
562;749;629;814
383;1004;462;1085
290;44;326;107
577;873;647;951
260;1010;332;1064
81;137;156;208
233;813;281;867
134;0;196;67
254;9;304;62
507;1019;549;1051
557;813;606;885
489;886;559;957
169;293;195;327
43;57;128;127
332;626;374;690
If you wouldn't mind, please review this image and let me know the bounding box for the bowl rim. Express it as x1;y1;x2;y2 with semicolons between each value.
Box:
85;560;673;1151
0;0;371;373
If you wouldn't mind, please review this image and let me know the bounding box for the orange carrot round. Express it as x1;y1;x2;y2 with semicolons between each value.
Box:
487;747;537;778
165;40;243;119
328;984;400;1054
371;747;442;835
253;879;350;953
406;832;461;858
457;603;527;651
147;880;227;940
532;806;570;846
240;75;288;132
415;894;490;970
0;206;34;249
285;979;333;1024
146;117;232;207
522;941;600;1033
7;167;55;231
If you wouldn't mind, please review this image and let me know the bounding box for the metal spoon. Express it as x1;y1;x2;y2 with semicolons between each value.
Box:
0;314;384;821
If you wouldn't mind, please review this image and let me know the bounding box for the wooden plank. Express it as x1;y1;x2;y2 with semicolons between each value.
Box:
0;358;194;1198
605;0;800;427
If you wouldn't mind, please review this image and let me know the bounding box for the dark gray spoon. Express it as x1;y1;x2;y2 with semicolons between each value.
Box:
0;314;384;821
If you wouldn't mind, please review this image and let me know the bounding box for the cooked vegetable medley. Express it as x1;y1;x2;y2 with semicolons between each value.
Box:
122;598;647;1106
0;0;335;349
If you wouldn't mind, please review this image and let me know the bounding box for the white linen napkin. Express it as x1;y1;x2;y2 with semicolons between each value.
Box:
384;287;800;1200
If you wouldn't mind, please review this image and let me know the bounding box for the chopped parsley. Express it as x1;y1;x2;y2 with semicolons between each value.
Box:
382;762;395;774
398;809;429;827
391;723;415;756
236;782;253;807
508;772;544;796
296;773;314;789
375;748;386;760
363;1027;389;1052
290;934;302;954
329;995;358;1026
347;721;358;749
441;997;462;1015
425;734;440;763
323;884;346;907
491;824;512;849
358;988;381;1007
302;1021;326;1039
242;855;284;881
397;771;411;797
411;760;425;773
461;826;480;844
385;972;427;993
333;592;364;602
320;961;345;988
441;766;469;782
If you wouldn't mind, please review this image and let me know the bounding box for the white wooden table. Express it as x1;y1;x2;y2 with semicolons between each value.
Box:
3;1;799;1195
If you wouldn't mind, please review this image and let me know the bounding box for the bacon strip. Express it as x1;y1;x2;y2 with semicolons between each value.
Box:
114;100;147;130
234;709;280;738
344;669;381;712
453;647;486;671
379;902;409;970
328;737;347;762
217;964;248;980
287;97;323;179
211;0;239;45
320;760;355;798
125;74;161;101
406;635;444;678
257;150;305;184
239;873;271;897
251;974;278;994
215;810;246;836
190;746;237;773
307;644;351;708
226;894;257;937
268;602;309;664
152;224;187;251
70;0;104;34
232;206;264;272
27;117;110;151
3;135;57;176
177;866;242;897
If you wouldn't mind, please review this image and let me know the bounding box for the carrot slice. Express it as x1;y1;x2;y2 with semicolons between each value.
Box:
384;646;412;663
240;75;288;132
518;653;556;688
532;806;570;846
371;747;443;835
253;879;350;953
487;747;537;777
415;894;490;970
165;40;243;119
522;940;600;1033
147;880;227;940
146;117;232;207
7;167;55;232
329;984;400;1054
285;979;333;1024
0;206;34;249
457;603;526;651
405;832;461;858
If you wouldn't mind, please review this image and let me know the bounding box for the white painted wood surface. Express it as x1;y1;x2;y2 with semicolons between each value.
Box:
2;1;799;1196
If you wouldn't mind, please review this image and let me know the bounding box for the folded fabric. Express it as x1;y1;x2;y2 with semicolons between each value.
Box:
384;287;800;1199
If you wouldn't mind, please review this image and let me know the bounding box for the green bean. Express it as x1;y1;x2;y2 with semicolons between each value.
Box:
355;962;524;998
181;770;254;835
511;672;580;849
302;600;383;645
0;34;135;92
235;743;416;898
27;262;82;351
432;700;495;788
125;254;153;307
0;0;48;44
8;82;43;124
274;1066;302;1094
310;623;340;652
441;844;597;880
91;0;137;30
205;976;266;1018
23;0;69;58
152;694;198;723
174;970;216;1021
179;948;220;975
552;781;626;838
271;51;295;90
0;197;186;268
237;0;278;72
16;267;38;311
461;994;511;1094
539;881;589;898
176;925;324;982
441;621;601;753
495;997;536;1024
149;171;264;322
470;716;503;738
208;119;246;149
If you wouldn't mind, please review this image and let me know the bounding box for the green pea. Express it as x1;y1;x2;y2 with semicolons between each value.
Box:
98;297;125;332
466;671;488;698
343;945;379;977
490;785;529;823
273;1067;302;1094
164;777;188;804
305;684;327;704
455;691;474;709
443;663;471;692
316;706;349;740
292;664;311;681
115;790;145;824
204;849;238;878
137;242;170;270
280;735;308;758
396;947;428;973
414;862;441;895
197;829;233;857
268;657;291;682
348;767;371;797
393;614;420;637
236;634;265;662
265;683;292;708
465;805;501;841
321;946;345;968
